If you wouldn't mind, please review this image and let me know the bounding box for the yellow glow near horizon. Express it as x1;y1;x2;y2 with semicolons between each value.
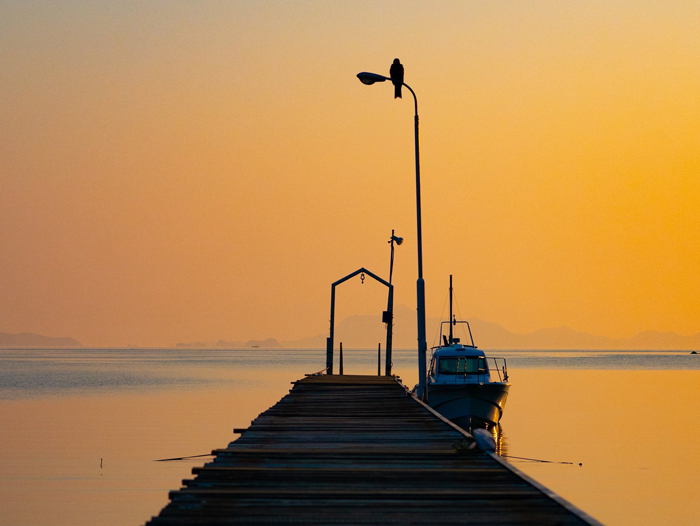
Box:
1;2;699;346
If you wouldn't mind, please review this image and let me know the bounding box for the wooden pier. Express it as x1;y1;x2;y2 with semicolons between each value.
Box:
146;375;599;525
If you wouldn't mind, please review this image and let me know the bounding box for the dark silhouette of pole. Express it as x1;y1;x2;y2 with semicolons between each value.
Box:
385;284;394;376
449;274;454;344
356;64;428;398
386;230;402;377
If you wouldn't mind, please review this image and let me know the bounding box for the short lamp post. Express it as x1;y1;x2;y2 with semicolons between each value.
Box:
357;69;428;399
383;230;403;376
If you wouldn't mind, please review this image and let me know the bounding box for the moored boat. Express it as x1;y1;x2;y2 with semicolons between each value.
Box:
426;276;510;430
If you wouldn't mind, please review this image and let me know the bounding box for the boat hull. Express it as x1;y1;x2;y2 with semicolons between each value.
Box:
427;382;510;429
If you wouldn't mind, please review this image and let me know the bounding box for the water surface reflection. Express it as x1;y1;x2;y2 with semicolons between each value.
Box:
1;349;698;526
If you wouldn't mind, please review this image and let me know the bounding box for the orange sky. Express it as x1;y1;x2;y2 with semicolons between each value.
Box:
1;2;699;346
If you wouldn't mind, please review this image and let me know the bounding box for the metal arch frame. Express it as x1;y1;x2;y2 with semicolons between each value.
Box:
326;267;394;376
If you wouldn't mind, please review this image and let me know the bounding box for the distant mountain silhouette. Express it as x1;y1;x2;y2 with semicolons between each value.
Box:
281;305;700;350
284;305;535;349
0;332;83;348
177;307;700;350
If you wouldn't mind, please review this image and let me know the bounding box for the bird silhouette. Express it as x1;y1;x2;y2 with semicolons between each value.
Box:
390;58;404;99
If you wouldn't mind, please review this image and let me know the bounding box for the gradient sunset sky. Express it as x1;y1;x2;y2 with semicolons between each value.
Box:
2;1;699;347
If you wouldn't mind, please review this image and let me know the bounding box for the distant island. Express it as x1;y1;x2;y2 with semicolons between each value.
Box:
5;309;698;351
0;332;83;348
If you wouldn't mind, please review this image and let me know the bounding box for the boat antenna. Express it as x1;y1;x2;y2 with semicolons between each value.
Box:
449;275;454;344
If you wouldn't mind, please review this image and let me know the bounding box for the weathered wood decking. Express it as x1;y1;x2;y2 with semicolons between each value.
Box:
146;375;598;525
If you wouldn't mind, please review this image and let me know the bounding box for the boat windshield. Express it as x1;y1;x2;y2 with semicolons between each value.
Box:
438;356;487;375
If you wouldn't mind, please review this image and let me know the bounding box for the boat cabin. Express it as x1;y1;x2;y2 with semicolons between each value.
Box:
429;345;492;384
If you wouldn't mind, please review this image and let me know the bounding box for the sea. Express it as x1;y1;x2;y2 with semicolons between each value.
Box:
1;347;699;525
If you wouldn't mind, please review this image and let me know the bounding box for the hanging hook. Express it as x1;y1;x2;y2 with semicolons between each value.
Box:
360;272;365;284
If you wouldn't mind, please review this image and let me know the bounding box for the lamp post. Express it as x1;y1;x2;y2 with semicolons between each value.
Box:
357;67;428;399
383;230;402;376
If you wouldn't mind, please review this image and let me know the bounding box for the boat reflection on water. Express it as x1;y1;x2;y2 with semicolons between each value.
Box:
491;424;508;457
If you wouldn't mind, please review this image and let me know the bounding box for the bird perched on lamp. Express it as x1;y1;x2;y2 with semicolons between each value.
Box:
389;58;404;99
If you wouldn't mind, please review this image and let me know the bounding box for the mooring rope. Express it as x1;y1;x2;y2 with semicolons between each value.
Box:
154;453;214;462
500;454;580;465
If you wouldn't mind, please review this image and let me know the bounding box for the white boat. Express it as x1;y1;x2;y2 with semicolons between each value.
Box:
426;276;510;430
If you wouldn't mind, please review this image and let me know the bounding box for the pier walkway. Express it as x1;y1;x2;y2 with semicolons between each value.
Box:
146;375;598;525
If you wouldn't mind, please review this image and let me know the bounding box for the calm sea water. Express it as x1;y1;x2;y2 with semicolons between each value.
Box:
1;348;699;525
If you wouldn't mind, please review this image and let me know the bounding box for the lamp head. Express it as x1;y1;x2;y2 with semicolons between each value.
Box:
357;72;388;85
391;235;403;246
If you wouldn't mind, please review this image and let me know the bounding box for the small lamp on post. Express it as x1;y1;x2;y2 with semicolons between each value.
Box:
382;230;402;375
389;230;403;285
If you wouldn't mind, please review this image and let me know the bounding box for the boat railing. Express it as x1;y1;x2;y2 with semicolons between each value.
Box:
439;320;476;347
488;357;509;382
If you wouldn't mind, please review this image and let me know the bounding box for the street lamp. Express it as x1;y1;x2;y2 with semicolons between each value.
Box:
357;72;388;85
357;63;428;399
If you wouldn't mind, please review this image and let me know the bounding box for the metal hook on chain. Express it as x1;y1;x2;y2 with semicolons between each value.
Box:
360;272;365;284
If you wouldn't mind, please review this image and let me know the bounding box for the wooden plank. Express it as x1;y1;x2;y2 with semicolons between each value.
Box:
145;375;600;526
